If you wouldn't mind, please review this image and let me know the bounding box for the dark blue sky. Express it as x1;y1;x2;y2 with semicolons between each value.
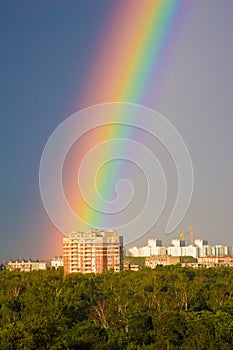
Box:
1;1;233;259
1;1;114;259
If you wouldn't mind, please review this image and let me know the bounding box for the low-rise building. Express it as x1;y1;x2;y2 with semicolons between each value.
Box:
7;260;47;272
145;255;180;268
124;263;139;271
198;256;233;267
51;256;64;269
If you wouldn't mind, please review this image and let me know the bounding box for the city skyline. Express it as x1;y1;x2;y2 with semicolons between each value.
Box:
3;227;233;263
4;227;233;272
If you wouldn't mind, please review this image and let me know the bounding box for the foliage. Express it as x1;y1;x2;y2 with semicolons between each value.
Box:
180;256;197;263
0;266;232;349
124;256;145;269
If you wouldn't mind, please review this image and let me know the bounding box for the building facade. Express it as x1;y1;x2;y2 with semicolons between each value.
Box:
7;260;47;272
63;229;123;274
198;256;233;267
167;245;199;259
145;255;180;268
129;236;231;260
51;256;64;269
129;238;166;257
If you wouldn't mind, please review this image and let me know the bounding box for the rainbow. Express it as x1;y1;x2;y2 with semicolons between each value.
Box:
64;0;189;231
79;0;184;106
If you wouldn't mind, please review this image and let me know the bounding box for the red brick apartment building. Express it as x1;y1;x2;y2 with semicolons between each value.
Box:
63;229;123;274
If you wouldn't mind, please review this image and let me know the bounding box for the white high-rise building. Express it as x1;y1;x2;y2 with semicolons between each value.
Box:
151;246;167;256
171;239;185;247
129;236;232;260
167;246;182;257
167;245;198;259
148;239;162;248
128;246;141;257
129;238;166;257
141;246;151;257
195;239;208;247
214;245;229;257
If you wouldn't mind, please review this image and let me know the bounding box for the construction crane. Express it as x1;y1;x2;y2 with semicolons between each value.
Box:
189;227;194;246
179;227;195;246
180;230;185;241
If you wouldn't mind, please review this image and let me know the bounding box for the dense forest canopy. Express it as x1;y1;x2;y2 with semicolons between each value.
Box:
0;266;232;349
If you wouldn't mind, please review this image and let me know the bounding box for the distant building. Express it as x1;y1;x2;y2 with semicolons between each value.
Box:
151;246;167;256
214;245;230;257
7;260;47;272
167;246;182;257
129;246;141;257
124;263;139;271
198;245;215;257
184;246;199;259
197;244;231;258
171;239;185;247
63;229;123;274
51;256;64;269
145;256;180;268
198;256;233;267
195;239;208;247
129;238;166;257
148;238;162;248
141;246;151;257
126;234;232;261
167;245;198;259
